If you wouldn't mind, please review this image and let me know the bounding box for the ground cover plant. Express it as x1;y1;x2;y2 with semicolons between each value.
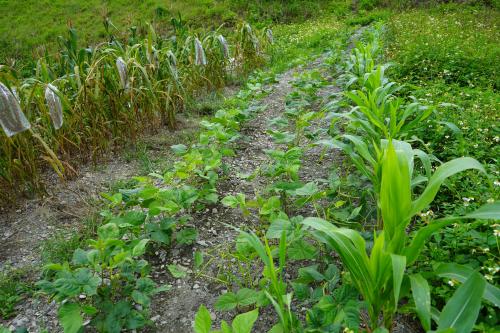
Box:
1;1;499;333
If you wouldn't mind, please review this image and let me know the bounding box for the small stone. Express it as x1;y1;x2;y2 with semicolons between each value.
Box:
193;284;200;289
151;315;161;322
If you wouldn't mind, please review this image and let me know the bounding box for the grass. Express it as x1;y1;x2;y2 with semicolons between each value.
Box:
0;0;235;64
385;4;500;89
0;267;35;320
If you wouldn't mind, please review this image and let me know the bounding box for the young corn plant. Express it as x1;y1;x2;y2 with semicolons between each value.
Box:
302;143;499;331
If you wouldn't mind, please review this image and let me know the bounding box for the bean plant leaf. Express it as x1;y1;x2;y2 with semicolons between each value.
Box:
58;302;83;333
132;239;149;256
167;264;188;278
194;305;212;333
232;308;259;333
171;144;188;155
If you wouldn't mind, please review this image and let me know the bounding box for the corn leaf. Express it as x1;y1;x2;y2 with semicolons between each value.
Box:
437;272;485;333
409;274;431;331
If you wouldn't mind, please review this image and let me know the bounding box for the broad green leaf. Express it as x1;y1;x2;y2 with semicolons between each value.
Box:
58;302;83;333
132;239;149;256
171;144;188;155
176;228;198;245
437;272;485;333
221;195;240;208
97;223;120;239
295;182;319;196
288;239;318;260
410;274;431;331
167;264;188;278
435;263;500;307
194;305;212;333
232;308;259;333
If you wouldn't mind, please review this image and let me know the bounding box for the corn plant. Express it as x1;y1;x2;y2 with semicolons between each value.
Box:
302;143;499;331
0;21;270;197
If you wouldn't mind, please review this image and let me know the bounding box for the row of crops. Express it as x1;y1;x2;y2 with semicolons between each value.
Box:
17;24;497;333
0;20;271;198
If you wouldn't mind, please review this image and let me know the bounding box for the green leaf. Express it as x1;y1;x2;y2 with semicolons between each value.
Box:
171;144;188;155
410;157;485;217
434;263;500;308
216;292;239;311
194;251;204;270
194;305;212;333
215;289;258;311
294;182;318;196
58;302;82;333
404;203;500;265
221;195;240;208
391;254;406;308
437;272;485;333
132;239;149;256
266;219;292;239
410;274;431;331
176;228;198;245
97;223;120;239
167;264;188;278
287;239;318;260
232;308;259;333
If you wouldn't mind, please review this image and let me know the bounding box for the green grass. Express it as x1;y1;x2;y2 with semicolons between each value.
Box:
0;0;235;63
0;0;346;65
0;267;34;320
385;4;500;89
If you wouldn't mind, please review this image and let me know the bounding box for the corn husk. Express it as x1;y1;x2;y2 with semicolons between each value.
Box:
217;35;229;59
0;82;30;137
265;29;274;44
116;57;129;90
194;38;207;66
45;83;64;130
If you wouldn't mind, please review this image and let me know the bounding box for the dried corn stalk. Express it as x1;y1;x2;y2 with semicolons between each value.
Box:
45;83;64;130
116;57;129;90
0;82;30;137
194;38;207;66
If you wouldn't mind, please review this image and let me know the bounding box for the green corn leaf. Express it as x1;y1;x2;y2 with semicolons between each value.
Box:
409;274;431;331
434;263;500;307
410;157;485;217
437;272;485;333
404;203;500;265
391;254;406;308
302;217;375;304
380;142;411;253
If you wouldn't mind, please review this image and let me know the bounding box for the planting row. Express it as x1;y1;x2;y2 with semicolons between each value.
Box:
0;20;271;198
191;25;499;332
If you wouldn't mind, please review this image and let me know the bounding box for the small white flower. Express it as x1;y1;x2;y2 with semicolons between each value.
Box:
448;279;456;287
494;180;500;187
494;229;500;237
487;198;495;204
485;274;493;282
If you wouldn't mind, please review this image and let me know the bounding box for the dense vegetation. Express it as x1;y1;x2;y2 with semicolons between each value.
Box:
0;1;498;333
